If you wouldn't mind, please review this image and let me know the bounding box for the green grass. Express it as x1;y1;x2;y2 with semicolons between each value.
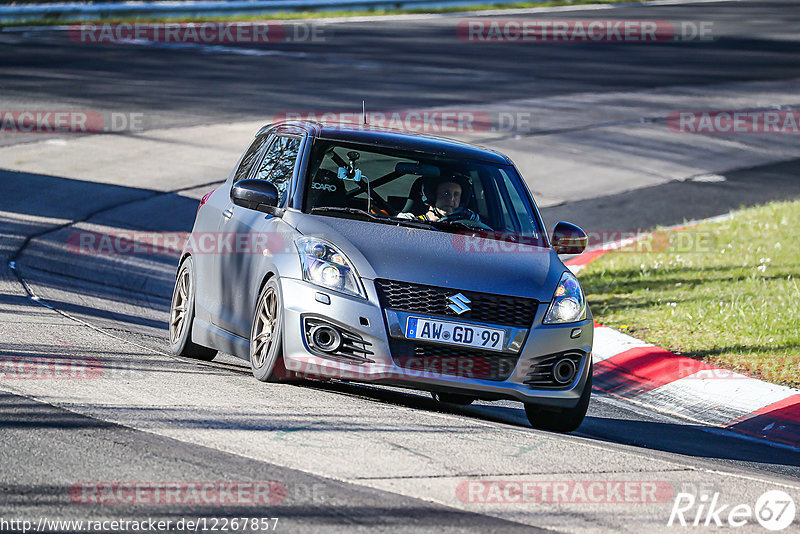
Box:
580;199;800;388
2;0;638;27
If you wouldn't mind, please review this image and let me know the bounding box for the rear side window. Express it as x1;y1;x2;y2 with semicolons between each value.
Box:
254;135;302;204
234;134;270;182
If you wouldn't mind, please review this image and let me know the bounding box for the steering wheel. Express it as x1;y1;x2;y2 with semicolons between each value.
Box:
440;208;492;230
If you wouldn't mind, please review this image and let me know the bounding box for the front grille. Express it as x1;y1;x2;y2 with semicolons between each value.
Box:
389;339;519;381
523;351;585;389
374;279;537;328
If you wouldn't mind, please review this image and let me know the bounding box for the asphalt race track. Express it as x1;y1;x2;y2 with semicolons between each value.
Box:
1;1;799;532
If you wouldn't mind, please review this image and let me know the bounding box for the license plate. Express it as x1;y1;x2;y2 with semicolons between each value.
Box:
405;317;505;352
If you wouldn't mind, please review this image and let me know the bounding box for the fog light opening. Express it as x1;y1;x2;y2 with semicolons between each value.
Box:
553;358;577;384
310;325;342;353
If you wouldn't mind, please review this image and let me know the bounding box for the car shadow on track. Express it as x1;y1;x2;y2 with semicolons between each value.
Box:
577;415;800;471
297;379;800;473
1;169;215;338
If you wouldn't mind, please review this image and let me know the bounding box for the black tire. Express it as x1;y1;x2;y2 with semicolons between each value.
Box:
249;278;287;382
169;256;217;361
432;392;475;406
524;361;592;433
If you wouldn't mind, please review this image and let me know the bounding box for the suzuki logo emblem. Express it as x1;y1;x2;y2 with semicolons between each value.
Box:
447;293;471;315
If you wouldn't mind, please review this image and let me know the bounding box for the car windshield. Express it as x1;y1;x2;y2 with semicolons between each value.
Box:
304;140;546;245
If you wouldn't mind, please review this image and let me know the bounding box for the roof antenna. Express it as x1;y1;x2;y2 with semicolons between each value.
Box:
362;100;368;125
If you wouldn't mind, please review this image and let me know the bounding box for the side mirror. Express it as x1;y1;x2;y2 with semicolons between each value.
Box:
552;221;588;255
230;179;282;215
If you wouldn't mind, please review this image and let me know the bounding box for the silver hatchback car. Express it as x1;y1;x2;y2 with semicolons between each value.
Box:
169;121;593;432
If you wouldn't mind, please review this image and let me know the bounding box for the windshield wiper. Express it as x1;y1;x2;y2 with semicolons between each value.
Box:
311;206;381;220
390;217;440;230
429;219;490;235
311;207;439;230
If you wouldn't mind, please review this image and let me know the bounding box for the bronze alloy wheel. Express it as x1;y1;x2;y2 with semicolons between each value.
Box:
252;286;278;370
249;279;286;382
169;265;191;345
168;257;217;361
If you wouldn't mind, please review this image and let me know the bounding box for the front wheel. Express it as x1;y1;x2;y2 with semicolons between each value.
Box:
250;278;288;382
169;256;217;361
524;362;592;433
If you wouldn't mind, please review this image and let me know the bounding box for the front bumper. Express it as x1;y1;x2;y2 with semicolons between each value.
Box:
280;277;593;407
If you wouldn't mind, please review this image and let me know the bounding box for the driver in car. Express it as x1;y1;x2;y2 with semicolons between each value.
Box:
398;174;481;223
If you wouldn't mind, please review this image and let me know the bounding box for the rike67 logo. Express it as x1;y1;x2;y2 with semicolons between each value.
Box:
668;490;796;530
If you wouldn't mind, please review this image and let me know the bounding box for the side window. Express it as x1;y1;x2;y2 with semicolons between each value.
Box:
234;134;270;182
254;135;302;203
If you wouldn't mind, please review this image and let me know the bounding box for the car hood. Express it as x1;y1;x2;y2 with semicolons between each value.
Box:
285;212;563;302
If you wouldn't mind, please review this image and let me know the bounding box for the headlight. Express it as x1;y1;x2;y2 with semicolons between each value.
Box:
543;271;586;324
295;237;366;299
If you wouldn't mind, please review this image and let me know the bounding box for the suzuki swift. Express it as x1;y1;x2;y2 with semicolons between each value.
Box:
169;120;593;432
